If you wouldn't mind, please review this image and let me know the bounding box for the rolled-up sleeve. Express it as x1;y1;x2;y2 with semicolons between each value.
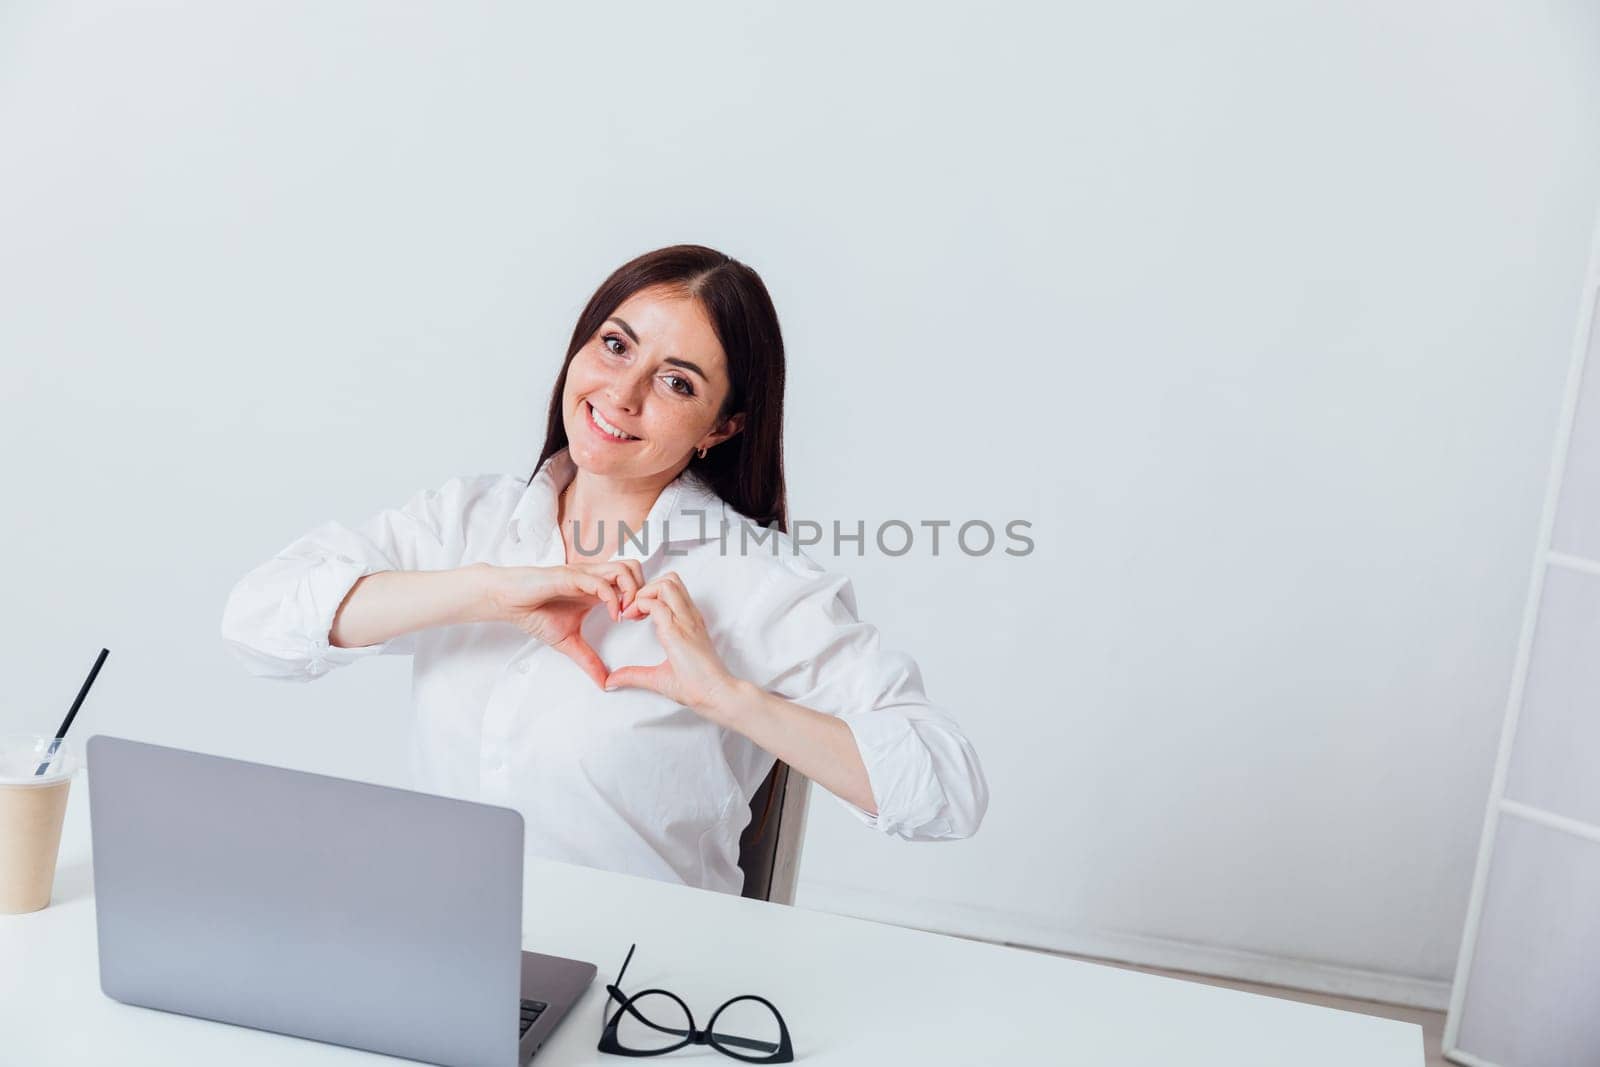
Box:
738;552;989;841
220;476;488;681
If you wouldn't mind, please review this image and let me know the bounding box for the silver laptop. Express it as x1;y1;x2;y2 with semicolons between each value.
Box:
86;734;596;1066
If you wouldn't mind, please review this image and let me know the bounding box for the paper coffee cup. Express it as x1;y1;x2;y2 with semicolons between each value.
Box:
0;735;80;914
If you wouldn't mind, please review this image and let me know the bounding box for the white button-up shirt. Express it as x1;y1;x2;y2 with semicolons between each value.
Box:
221;447;989;895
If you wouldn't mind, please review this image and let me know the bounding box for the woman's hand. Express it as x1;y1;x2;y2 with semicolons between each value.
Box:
603;571;743;717
487;561;644;688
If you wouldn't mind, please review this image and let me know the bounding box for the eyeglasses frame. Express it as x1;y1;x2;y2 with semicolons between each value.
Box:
597;943;795;1063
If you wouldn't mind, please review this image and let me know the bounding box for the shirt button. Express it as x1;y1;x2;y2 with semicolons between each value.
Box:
516;660;531;675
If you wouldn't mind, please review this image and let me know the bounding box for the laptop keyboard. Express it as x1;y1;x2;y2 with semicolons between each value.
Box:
519;999;548;1037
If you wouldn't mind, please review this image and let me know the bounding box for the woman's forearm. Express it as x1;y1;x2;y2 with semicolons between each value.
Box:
703;680;879;816
330;564;500;649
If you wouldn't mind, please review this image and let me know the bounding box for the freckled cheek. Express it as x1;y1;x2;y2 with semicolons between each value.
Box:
640;409;701;447
564;360;607;402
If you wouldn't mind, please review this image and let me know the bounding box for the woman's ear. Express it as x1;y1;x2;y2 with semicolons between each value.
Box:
704;412;745;448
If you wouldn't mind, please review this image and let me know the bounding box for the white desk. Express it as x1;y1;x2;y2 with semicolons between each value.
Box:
1;785;1422;1065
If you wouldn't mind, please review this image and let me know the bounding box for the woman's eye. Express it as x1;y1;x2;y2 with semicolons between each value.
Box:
602;335;626;356
664;375;694;396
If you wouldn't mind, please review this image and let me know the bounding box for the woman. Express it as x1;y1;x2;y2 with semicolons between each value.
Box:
221;244;988;895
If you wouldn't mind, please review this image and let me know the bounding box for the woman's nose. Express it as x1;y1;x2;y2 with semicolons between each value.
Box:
605;366;649;413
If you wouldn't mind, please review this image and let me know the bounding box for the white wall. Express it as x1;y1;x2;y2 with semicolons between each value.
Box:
3;0;1597;1009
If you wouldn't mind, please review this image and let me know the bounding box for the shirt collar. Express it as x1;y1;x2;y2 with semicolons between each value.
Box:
508;446;728;564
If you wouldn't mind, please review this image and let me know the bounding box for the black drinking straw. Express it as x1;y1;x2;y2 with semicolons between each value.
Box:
34;648;109;777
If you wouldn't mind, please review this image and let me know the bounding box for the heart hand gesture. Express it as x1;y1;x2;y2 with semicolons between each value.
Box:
602;571;742;717
488;561;644;689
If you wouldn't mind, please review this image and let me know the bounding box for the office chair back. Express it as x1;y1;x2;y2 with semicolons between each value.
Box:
736;760;811;904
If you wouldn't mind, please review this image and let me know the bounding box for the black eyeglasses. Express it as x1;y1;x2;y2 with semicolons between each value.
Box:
597;943;794;1063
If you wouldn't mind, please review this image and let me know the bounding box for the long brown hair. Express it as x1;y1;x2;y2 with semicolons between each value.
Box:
532;244;794;846
531;244;788;532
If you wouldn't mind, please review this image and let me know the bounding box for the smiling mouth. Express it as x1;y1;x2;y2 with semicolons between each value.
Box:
585;400;640;441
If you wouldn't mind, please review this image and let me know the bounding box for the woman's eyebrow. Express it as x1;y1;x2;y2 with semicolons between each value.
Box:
662;357;707;381
606;316;640;344
606;316;709;381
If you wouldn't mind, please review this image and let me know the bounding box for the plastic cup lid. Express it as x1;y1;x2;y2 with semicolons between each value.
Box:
0;735;80;786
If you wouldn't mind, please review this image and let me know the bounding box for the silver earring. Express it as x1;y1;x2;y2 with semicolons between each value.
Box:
697;447;708;460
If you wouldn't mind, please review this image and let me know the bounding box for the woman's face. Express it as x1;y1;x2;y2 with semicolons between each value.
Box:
561;285;744;483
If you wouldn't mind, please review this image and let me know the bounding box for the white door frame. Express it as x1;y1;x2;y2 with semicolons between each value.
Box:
1443;212;1600;1066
